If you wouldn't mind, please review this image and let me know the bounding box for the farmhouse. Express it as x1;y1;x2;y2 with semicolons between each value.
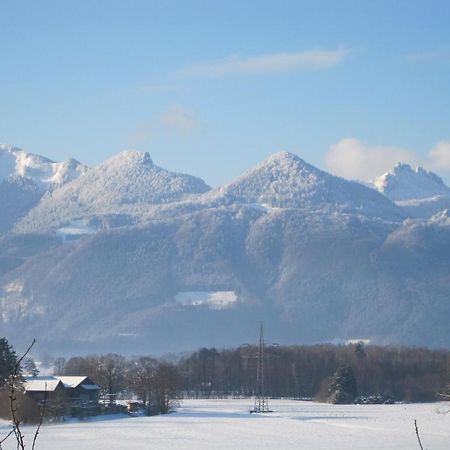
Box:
24;375;100;414
54;376;100;407
23;377;66;405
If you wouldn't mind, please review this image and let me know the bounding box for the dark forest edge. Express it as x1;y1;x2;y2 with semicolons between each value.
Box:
177;343;450;404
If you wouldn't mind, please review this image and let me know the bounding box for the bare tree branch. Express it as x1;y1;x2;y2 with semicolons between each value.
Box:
31;382;47;450
8;339;36;450
0;427;15;449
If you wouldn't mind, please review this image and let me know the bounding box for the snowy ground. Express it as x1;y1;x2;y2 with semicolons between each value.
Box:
1;399;449;449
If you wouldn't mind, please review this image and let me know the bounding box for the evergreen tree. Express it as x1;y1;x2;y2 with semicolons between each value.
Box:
22;357;39;377
354;342;366;359
328;366;358;404
0;337;18;388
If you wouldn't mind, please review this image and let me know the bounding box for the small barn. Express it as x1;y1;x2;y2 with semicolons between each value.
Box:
24;375;100;416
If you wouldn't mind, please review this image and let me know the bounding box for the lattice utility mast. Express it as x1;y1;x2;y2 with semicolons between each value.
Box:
250;321;273;413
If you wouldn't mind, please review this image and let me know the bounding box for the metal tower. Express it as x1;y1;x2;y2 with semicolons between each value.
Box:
250;321;273;413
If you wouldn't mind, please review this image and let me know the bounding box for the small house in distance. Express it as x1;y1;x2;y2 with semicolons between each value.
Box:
23;377;65;405
24;375;100;416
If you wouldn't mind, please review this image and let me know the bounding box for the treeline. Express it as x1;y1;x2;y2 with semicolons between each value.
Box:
3;338;449;414
177;343;450;402
20;344;450;404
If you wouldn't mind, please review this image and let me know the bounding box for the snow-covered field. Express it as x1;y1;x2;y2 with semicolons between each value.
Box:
1;399;449;449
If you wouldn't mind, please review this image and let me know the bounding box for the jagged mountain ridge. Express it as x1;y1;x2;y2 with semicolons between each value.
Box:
1;144;450;352
373;162;450;201
16;150;404;234
372;163;450;218
0;144;88;233
0;144;87;189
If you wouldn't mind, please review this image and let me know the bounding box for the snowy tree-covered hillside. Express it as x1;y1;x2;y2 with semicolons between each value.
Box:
1;201;449;353
1;146;450;353
15;151;211;233
209;151;403;220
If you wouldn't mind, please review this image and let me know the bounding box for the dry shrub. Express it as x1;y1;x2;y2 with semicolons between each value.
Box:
0;389;41;423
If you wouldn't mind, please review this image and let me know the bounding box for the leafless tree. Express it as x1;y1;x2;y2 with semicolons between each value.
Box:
152;362;181;414
97;354;127;405
128;357;158;411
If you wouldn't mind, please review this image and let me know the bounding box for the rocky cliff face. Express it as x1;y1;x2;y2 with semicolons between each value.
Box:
373;163;450;201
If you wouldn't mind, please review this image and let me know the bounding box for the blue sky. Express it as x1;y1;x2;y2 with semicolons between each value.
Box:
1;0;450;186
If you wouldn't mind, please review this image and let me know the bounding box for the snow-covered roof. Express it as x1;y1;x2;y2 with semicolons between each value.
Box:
24;375;100;392
24;376;63;392
54;376;98;389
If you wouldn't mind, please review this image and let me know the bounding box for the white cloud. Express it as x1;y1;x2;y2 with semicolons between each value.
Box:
428;140;450;171
160;105;199;134
179;48;349;77
325;138;420;181
128;106;199;147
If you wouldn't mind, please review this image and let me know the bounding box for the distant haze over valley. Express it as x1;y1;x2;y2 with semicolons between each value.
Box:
1;143;449;354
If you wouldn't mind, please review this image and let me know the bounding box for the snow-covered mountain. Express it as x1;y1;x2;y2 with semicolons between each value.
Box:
210;151;403;220
16;150;211;233
1;147;450;353
0;144;87;190
373;163;450;201
0;144;88;233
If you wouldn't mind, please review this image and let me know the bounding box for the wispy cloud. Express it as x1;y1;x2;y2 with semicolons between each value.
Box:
178;48;350;77
128;105;200;147
325;138;450;181
128;122;153;148
160;105;199;134
428;141;450;171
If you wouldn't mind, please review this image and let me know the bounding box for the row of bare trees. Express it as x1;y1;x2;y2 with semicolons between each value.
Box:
60;343;450;404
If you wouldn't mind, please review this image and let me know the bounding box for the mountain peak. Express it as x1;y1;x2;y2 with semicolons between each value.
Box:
109;150;154;167
263;150;301;162
217;151;321;201
0;143;87;188
374;163;449;201
257;151;314;171
393;162;413;172
210;151;401;220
